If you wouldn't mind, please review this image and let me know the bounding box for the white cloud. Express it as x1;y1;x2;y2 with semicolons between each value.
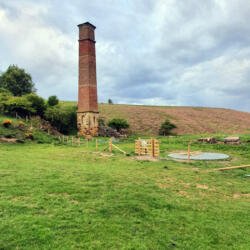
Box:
0;0;249;111
0;1;77;98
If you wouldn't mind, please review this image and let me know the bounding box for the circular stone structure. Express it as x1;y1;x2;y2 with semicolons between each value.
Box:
168;152;230;161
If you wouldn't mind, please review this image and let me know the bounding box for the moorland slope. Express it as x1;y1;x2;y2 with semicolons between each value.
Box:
68;102;250;135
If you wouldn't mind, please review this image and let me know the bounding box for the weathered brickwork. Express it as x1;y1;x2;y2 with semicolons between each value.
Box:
77;22;98;137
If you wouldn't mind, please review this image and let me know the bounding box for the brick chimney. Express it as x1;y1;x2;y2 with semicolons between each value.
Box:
77;22;98;137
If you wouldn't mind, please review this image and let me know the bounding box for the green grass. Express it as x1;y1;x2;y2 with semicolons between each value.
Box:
0;136;250;249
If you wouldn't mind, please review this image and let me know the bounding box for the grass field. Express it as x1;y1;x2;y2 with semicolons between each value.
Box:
0;135;250;249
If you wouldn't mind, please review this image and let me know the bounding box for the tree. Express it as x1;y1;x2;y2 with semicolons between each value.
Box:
47;95;59;106
0;65;35;96
159;119;177;136
108;118;129;132
0;88;12;113
108;99;113;104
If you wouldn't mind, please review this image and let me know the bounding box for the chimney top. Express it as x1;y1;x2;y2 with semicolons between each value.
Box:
78;22;96;29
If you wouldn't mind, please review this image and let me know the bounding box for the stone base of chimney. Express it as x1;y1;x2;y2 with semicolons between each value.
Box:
77;111;99;137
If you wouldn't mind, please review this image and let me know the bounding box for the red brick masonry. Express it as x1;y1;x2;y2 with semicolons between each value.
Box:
78;22;98;113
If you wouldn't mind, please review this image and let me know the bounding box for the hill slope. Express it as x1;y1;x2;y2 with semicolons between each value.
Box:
62;102;250;135
99;104;250;135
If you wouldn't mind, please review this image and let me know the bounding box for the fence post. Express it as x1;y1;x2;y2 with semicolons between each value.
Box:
96;139;98;150
152;138;155;157
188;142;191;161
138;138;141;156
109;138;112;153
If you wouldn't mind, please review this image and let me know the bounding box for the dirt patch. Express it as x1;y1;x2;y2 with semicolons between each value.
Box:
156;177;176;189
157;183;170;189
180;181;191;188
233;193;250;199
134;156;159;161
99;153;114;157
196;184;209;190
178;190;190;198
0;137;18;143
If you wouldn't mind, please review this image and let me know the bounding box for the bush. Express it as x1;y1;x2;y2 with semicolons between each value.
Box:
159;119;177;136
2;119;12;128
32;130;56;144
98;117;106;127
47;95;59;106
25;93;46;116
108;118;129;132
0;88;12;113
17;121;25;130
0;65;35;96
3;93;46;118
5;96;35;117
98;117;120;137
44;105;77;134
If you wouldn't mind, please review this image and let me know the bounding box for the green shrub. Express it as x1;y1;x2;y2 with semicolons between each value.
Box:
0;88;12;113
108;118;129;132
2;93;46;118
5;96;35;117
17;121;26;130
47;95;59;106
44;105;77;134
98;117;106;127
32;131;55;144
25;93;46;116
159;119;177;136
2;119;12;128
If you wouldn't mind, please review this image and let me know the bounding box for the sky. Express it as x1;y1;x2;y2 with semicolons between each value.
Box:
0;0;250;112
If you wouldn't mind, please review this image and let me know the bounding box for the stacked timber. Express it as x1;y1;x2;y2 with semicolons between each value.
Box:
135;139;159;158
224;136;240;144
198;137;217;144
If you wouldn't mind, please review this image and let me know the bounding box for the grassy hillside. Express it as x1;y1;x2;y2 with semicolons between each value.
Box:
62;102;250;135
0;136;250;249
0;115;58;143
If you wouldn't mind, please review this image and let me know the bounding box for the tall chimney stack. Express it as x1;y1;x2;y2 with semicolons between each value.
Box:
77;22;98;137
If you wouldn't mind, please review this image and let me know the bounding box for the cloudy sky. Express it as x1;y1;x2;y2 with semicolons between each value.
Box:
0;0;250;112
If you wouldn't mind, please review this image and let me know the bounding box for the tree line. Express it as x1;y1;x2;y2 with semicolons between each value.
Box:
0;65;76;134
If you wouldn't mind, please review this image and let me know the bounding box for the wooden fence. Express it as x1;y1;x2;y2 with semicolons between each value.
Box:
135;138;160;157
58;136;90;146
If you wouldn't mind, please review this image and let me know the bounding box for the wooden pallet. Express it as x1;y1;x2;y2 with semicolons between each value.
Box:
135;138;159;157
